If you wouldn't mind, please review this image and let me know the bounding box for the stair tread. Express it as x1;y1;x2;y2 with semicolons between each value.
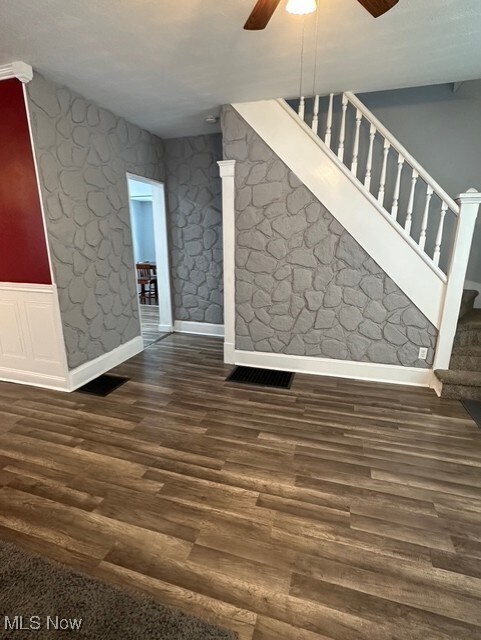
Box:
462;289;479;302
457;309;481;329
435;369;481;386
451;345;481;356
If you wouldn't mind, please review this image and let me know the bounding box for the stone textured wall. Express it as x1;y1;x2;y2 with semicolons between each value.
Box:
27;73;165;369
221;106;437;368
165;135;223;324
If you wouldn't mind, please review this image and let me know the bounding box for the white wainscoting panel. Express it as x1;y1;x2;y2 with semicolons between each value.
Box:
0;283;69;390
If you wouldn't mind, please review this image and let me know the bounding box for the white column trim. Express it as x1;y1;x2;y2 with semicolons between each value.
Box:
0;61;33;83
433;189;481;371
218;160;236;363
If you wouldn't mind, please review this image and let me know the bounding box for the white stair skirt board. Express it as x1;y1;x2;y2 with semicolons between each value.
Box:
234;349;433;388
68;336;144;391
174;321;225;337
232;99;446;329
0;283;69;391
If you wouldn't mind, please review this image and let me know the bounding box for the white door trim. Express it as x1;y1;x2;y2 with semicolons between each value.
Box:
218;160;236;362
127;173;174;334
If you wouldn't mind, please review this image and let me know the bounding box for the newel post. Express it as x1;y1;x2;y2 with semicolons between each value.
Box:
218;160;236;364
433;189;481;372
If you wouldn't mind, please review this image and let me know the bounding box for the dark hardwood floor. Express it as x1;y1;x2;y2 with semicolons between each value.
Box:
140;304;167;347
0;334;481;639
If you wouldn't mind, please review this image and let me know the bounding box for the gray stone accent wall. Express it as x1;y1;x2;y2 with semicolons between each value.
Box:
27;73;165;369
165;135;223;325
221;106;437;368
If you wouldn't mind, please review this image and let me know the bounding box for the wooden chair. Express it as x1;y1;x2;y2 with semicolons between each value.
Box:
136;263;158;305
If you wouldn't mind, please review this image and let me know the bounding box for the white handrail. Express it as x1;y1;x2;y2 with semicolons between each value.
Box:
280;98;447;284
345;91;460;215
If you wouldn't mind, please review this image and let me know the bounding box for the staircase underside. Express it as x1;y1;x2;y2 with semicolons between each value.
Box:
435;292;481;399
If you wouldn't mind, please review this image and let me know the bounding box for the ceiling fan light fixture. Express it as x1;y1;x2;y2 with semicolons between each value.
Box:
286;0;317;15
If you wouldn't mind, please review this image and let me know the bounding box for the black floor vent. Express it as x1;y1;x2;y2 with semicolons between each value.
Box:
226;366;294;389
76;374;129;397
462;400;481;429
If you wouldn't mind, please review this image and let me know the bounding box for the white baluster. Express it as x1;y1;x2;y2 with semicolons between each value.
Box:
377;139;391;206
364;124;376;191
419;185;434;251
312;95;320;135
405;169;418;236
298;96;305;121
325;93;334;148
337;94;348;162
351;109;362;178
433;190;481;372
433;202;448;266
391;155;405;219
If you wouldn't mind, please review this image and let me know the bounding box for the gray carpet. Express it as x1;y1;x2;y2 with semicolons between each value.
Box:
0;541;237;639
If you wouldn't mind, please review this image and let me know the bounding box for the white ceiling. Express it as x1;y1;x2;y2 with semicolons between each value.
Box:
1;0;481;138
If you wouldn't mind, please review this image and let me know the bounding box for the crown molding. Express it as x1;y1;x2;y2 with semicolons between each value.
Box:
0;61;33;83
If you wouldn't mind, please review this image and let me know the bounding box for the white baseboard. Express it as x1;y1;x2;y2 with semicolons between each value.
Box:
158;324;174;332
68;336;144;391
174;321;224;337
0;367;68;391
233;349;433;387
429;371;443;397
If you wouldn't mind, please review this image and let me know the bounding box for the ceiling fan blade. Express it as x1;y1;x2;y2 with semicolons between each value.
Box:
244;0;283;30
356;0;399;18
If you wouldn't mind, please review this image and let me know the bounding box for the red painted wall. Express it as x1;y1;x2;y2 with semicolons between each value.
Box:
0;79;51;284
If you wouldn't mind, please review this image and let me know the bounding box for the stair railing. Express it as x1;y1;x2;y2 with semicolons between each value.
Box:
294;92;460;277
292;92;481;379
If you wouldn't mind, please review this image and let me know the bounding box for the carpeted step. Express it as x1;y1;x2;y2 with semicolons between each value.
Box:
434;369;481;400
457;309;481;330
450;345;481;371
453;310;481;348
459;289;479;320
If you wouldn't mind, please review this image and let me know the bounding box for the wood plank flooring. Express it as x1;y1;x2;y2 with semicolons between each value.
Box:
0;334;481;639
140;304;167;347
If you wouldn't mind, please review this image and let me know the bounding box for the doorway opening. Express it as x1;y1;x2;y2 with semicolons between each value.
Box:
127;174;173;347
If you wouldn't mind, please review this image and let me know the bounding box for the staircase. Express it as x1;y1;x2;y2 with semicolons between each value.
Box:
229;90;481;394
435;290;481;399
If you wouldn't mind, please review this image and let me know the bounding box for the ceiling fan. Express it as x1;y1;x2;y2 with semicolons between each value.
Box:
244;0;399;30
